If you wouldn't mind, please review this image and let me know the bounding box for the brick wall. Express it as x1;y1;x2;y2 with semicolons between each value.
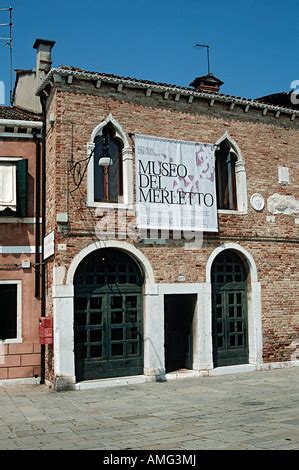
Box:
44;79;298;377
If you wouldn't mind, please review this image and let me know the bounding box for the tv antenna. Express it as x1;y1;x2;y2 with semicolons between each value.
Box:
194;44;211;75
0;7;13;105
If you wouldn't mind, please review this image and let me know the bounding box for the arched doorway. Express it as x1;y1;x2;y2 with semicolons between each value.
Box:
211;250;249;367
74;248;144;381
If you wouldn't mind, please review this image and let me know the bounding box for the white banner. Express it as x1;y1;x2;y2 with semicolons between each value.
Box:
135;134;218;232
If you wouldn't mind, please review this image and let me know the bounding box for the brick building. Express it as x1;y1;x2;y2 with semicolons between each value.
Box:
0;106;42;383
34;64;298;390
9;41;299;390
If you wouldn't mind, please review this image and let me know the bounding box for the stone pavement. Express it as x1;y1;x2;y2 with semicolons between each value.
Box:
0;368;298;450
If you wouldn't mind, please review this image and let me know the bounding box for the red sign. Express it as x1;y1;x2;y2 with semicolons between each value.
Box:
39;317;53;345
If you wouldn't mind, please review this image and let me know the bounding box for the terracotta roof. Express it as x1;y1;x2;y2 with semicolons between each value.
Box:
36;65;299;116
0;106;42;121
256;92;299;110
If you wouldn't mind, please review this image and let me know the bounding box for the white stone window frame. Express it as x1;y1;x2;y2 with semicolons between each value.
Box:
0;157;22;215
87;114;134;209
215;131;248;214
0;280;22;345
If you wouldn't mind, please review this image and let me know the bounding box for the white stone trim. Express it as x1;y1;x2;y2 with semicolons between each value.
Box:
0;119;42;128
87;114;134;208
205;243;263;368
0;377;41;386
66;240;155;285
54;241;158;385
218;210;247;215
209;360;299;376
74;375;150;391
258;360;299;371
206;243;258;283
0;157;22;162
209;364;257;376
0;280;22;344
215;131;248;213
0;246;42;254
53;285;75;384
0;218;41;224
157;283;211;372
49;360;299;390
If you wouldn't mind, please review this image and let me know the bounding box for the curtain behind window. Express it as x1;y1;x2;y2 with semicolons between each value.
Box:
0;162;17;212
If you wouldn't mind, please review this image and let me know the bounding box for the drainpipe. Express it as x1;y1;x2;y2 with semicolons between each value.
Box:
40;91;47;384
34;133;41;299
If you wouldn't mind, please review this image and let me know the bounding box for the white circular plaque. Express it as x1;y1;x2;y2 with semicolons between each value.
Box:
250;193;265;211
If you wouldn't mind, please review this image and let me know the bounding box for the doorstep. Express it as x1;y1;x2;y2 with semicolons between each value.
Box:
209;364;257;376
74;374;152;391
164;369;202;381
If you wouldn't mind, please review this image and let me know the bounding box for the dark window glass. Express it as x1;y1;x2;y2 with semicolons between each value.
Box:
112;343;124;357
237;306;243;317
229;306;235;317
94;124;123;203
75;297;88;310
127;342;138;356
215;140;237;210
0;284;17;340
111;328;123;341
126;327;138;340
111;296;122;309
90;297;102;310
75;311;86;327
126;311;137;324
126;296;137;309
216;307;222;319
75;329;87;344
90;312;102;326
90;329;102;343
111;311;123;324
90;345;102;359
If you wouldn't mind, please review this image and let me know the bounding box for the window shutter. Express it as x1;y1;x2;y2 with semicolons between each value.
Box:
16;159;28;217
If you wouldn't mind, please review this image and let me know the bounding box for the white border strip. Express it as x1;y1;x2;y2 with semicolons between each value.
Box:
0;246;42;254
0;377;41;386
0;280;22;344
0;218;41;224
0;119;42;128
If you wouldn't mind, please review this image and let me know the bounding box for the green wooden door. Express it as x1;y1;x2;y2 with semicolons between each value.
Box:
212;251;248;367
74;249;144;382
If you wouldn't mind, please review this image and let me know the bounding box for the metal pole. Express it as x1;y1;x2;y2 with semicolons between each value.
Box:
195;44;211;75
207;45;210;74
9;7;12;105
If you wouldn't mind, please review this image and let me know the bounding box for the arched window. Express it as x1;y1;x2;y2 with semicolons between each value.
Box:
87;114;133;208
215;139;237;210
94;123;123;203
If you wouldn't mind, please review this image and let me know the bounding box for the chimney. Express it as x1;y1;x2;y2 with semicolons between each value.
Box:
189;73;224;94
33;38;56;86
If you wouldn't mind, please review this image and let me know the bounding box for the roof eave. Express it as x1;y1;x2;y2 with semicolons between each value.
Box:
36;67;299;116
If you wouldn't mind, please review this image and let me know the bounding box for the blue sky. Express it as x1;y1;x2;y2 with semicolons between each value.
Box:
0;0;298;104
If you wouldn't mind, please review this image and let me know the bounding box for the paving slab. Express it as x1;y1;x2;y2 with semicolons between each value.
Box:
0;367;298;450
